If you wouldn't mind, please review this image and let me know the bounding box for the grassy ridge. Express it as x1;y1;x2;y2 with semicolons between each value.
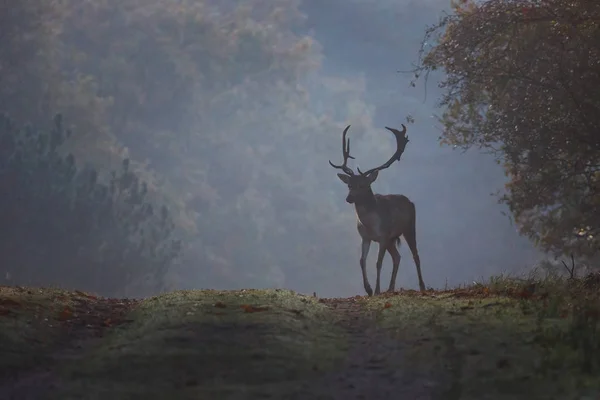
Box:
1;273;599;399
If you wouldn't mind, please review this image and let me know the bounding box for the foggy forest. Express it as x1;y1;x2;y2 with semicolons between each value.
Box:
1;0;566;298
1;0;599;398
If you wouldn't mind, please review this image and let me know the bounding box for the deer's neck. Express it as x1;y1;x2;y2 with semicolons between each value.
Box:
354;189;377;213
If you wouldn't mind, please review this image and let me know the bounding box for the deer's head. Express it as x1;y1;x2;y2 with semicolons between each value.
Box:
329;125;409;204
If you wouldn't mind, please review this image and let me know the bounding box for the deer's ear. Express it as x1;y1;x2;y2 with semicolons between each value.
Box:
337;173;351;184
367;170;379;183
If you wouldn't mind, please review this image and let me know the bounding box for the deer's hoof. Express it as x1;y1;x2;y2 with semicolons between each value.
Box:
365;287;373;297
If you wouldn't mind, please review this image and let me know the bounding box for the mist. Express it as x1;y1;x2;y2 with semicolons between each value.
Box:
170;0;541;298
2;0;543;298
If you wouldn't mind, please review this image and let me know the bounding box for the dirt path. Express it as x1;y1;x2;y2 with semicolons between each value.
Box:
288;296;441;400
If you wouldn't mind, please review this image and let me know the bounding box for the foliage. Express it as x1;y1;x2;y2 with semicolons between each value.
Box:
0;114;180;296
414;0;600;258
0;0;114;160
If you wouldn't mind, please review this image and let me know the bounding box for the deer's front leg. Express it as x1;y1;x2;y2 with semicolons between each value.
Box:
359;239;373;296
374;242;387;295
387;242;401;292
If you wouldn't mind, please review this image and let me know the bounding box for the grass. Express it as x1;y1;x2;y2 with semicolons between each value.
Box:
0;287;347;399
0;286;107;374
57;289;347;399
1;272;600;399
363;272;600;399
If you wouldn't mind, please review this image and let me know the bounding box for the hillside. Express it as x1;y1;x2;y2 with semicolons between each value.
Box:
0;279;599;399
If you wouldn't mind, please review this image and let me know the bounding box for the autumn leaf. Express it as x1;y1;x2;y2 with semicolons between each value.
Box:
0;298;21;308
58;306;73;321
102;318;112;327
75;290;97;299
383;302;392;309
241;304;269;313
517;290;532;300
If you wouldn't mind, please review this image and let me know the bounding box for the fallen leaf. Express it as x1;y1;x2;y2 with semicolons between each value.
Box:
214;301;227;308
102;318;112;327
241;304;269;313
518;290;532;299
58;306;73;321
0;298;21;308
383;302;392;309
75;290;97;299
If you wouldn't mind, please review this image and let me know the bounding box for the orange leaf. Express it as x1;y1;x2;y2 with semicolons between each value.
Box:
383;302;392;309
75;290;97;299
241;304;269;313
214;302;227;308
0;298;21;308
58;306;73;321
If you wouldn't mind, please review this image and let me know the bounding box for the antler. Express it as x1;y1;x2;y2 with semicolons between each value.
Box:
356;125;409;176
328;125;355;176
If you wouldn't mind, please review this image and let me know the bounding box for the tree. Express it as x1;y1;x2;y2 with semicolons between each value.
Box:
0;114;180;296
415;0;600;258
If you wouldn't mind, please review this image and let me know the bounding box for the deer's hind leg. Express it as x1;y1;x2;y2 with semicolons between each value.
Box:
386;240;401;292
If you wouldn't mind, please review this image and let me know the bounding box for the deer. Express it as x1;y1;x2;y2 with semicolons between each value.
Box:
329;124;426;296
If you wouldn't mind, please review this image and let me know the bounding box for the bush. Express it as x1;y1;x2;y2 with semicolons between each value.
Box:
0;114;180;296
485;271;600;375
